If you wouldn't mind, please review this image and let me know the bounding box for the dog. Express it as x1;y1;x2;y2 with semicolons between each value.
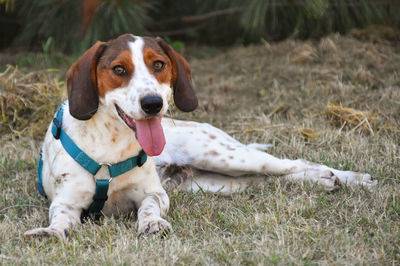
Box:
24;34;376;240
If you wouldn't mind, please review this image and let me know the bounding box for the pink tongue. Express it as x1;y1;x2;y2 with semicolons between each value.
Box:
135;117;166;156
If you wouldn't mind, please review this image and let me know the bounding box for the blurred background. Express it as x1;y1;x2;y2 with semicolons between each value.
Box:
0;0;399;140
1;0;400;55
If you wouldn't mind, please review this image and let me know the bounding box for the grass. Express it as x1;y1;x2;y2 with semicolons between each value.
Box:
0;29;399;264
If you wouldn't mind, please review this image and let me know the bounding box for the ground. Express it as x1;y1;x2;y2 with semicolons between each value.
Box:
0;30;399;264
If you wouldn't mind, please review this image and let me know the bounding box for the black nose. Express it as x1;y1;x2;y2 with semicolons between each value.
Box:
140;95;163;115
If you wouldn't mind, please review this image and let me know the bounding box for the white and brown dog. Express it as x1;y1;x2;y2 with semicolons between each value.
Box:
24;34;376;240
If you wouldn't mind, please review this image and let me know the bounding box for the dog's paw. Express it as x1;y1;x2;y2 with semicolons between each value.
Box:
138;217;172;236
24;227;68;240
285;169;340;190
332;171;377;190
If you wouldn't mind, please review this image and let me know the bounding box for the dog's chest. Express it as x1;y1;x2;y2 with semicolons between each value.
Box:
63;105;142;164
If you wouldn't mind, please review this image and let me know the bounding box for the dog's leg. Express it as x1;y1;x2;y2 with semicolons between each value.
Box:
24;171;95;240
136;190;171;235
24;200;82;240
25;183;94;241
158;119;376;190
131;160;172;235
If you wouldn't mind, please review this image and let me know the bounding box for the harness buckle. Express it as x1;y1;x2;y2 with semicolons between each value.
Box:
137;150;146;167
52;117;61;139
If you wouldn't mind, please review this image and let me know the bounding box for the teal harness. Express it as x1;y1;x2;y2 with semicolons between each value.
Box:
37;102;147;220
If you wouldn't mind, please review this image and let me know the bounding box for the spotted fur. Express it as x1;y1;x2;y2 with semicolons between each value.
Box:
155;119;376;193
25;34;376;240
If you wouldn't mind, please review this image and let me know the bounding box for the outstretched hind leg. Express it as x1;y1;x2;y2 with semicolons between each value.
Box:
158;119;376;190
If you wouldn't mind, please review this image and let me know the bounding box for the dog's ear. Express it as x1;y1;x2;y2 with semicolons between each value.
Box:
157;37;198;112
67;41;107;120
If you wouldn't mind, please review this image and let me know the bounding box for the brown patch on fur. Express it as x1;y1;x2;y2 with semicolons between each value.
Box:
127;142;134;150
97;49;134;97
119;142;141;158
142;47;172;86
64;204;74;212
55;173;69;185
209;134;216;139
229;155;234;159
104;122;111;129
210;151;220;156
111;132;117;143
94;34;137;97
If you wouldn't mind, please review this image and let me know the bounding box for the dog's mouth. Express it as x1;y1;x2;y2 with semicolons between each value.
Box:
115;104;137;131
115;104;166;156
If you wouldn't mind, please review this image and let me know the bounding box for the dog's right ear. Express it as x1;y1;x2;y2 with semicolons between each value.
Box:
67;41;107;120
157;37;198;112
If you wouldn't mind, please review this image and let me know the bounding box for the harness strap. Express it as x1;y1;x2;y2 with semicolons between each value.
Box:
37;150;46;198
51;106;101;175
109;149;147;177
38;102;148;220
81;179;109;221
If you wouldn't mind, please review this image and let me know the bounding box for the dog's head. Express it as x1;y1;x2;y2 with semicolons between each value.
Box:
66;34;198;156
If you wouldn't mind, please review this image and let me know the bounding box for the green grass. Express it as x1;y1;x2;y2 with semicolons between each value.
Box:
0;30;399;264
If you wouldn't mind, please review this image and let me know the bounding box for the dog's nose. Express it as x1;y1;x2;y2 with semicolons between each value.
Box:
140;95;163;115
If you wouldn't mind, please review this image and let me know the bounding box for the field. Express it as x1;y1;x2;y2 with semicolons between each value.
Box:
0;30;399;264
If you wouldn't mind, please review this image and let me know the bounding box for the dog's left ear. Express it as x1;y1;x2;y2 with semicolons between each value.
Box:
157;37;198;112
67;41;107;120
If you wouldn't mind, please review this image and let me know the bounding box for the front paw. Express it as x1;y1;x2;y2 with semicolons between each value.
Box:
24;227;69;240
137;217;172;235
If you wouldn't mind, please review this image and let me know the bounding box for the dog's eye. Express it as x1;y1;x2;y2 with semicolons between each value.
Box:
152;60;165;72
112;65;127;76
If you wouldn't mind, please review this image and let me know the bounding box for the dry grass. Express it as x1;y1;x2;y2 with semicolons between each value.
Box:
325;102;377;134
0;65;65;140
0;31;399;264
